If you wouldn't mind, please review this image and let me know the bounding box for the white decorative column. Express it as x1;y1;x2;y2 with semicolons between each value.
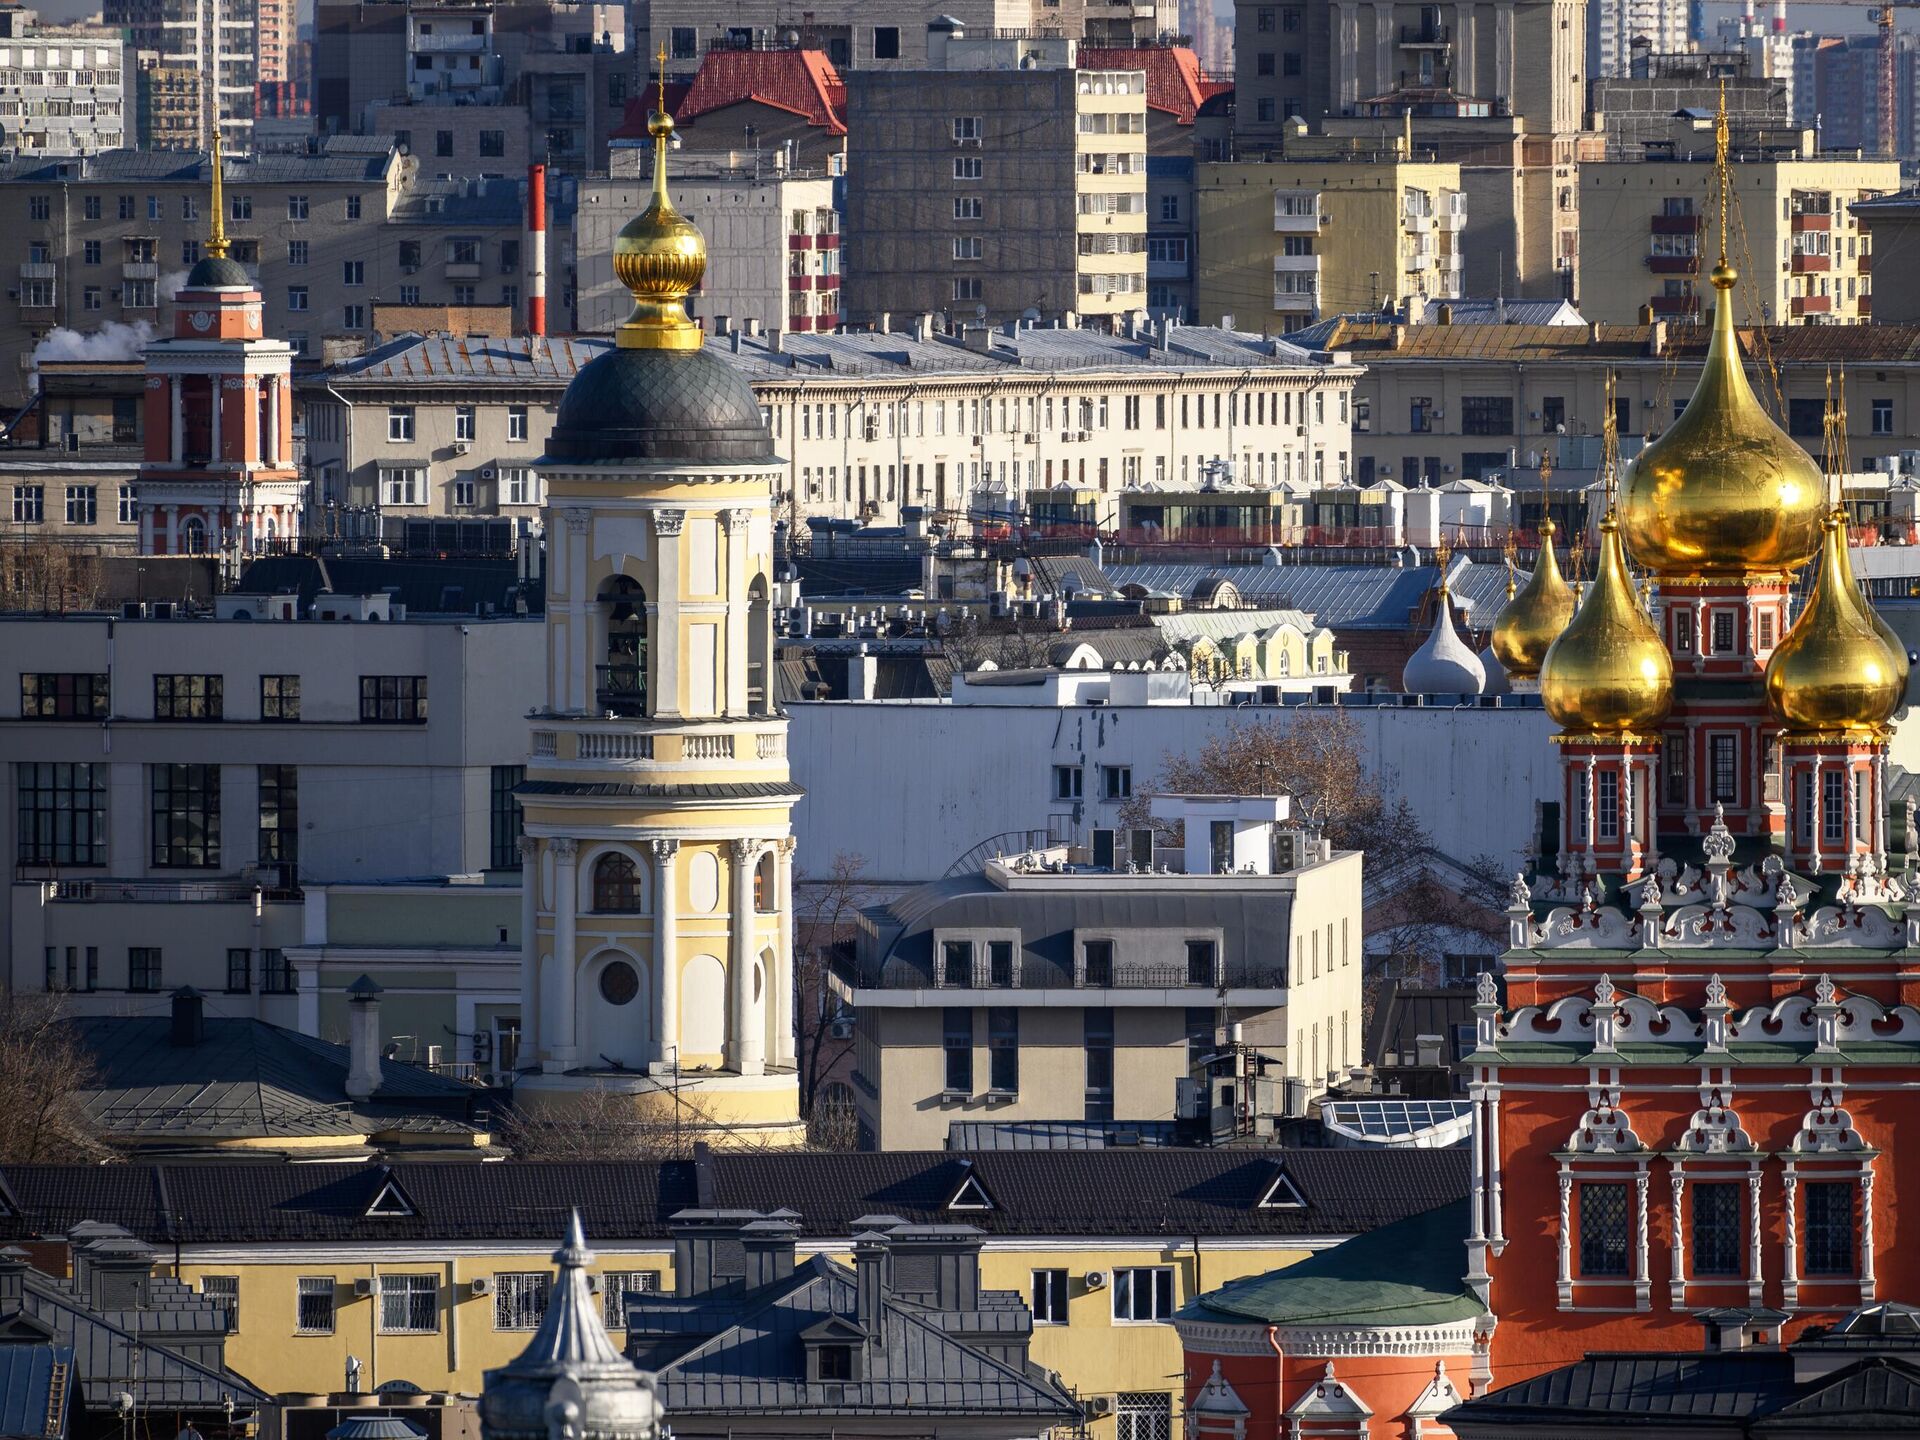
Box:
1748;1169;1765;1306
651;838;680;1069
1556;1171;1573;1308
169;375;184;464
1486;1078;1505;1247
722;507;751;717
518;834;539;1067
728;838;764;1075
1861;1165;1877;1303
774;836;797;1066
1668;1170;1687;1307
210;374;224;464
560;507;591;715
1634;1171;1651;1310
1782;1170;1800;1309
547;837;579;1071
652;507;685;718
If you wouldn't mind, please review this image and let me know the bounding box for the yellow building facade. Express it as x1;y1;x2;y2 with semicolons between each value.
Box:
512;78;803;1142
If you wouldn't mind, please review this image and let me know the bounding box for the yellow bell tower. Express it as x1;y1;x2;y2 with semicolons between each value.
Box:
513;51;804;1145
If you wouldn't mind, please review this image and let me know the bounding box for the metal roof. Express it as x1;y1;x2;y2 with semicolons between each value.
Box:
944;1120;1180;1151
0;1344;73;1440
1101;561;1513;630
0;145;396;185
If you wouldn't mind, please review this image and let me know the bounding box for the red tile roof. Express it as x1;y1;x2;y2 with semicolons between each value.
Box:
617;48;846;139
1079;45;1231;125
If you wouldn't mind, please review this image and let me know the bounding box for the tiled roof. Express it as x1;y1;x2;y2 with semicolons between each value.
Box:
320;334;611;385
1079;46;1227;124
0;1150;1468;1244
1100;561;1513;630
673;48;846;135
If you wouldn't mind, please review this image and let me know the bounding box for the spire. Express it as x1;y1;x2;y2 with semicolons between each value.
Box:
208;126;229;261
1715;77;1730;277
609;46;706;352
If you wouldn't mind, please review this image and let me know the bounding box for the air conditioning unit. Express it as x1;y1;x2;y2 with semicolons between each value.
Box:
1085;1396;1114;1419
469;1277;493;1296
1023;433;1035;443
150;600;176;619
480;467;496;479
971;436;983;446
354;1277;377;1297
1294;425;1307;436
587;1275;605;1293
1082;1270;1108;1290
1061;431;1074;442
829;1017;854;1039
1079;430;1092;441
453;440;471;454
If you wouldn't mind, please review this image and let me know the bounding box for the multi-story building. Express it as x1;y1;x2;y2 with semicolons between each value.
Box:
104;0;254;150
1195;151;1466;329
1809;31;1920;159
256;0;297;98
133;50;200;151
650;1;1181;72
621;46;849;173
842;63;1148;328
1577;140;1897;325
836;792;1364;1150
0;143;574;403
1587;0;1687;80
578;154;838;337
1588;47;1788;156
299;322;1360;535
0;10;127;156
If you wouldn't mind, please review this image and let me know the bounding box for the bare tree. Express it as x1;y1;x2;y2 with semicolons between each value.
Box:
792;852;868;1132
0;996;116;1164
495;1083;758;1160
0;535;105;614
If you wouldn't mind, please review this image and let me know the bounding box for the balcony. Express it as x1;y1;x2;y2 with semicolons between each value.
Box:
1272;288;1317;311
122;262;158;279
1650;294;1700;316
1791;211;1831;232
1435;196;1466;230
1273;192;1320;233
444;260;482;280
1861;251;1874;274
411;29;490;52
1273;252;1320;272
1646;254;1698;274
1399;22;1449;44
1650;213;1702;235
1791;294;1832;316
19;261;55;279
32;870;301;903
1791;251;1831;273
834;953;1290;1003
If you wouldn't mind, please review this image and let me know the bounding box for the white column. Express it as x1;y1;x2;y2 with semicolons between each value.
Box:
1335;2;1360;111
774;836;796;1067
1748;1168;1765;1305
1494;3;1513;102
652;507;685;718
728;838;764;1075
169;375;184;465
1861;1165;1877;1303
517;835;539;1069
1454;2;1475;92
1634;1170;1651;1310
1669;1169;1687;1307
264;379;279;465
561;507;591;715
651;838;680;1069
210;374;224;465
1782;1169;1800;1309
1556;1171;1573;1307
722;507;751;717
546;837;578;1071
1486;1078;1504;1246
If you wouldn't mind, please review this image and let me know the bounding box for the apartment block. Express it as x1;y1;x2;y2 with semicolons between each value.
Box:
103;0;254;149
0;11;127;156
1587;0;1686;80
1196;153;1465;330
1577;143;1898;325
844;65;1148;327
133;51;199;150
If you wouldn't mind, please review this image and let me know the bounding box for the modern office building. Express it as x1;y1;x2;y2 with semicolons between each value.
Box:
0;10;127;156
103;0;254;150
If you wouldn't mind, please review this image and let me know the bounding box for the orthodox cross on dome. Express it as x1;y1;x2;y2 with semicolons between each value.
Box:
207;126;229;260
656;42;669;123
1714;77;1731;274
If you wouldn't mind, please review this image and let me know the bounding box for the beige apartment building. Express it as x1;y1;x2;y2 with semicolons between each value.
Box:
1196;149;1465;330
833;794;1364;1151
843;64;1148;327
299;322;1360;536
0;143;574;403
1578;143;1899;325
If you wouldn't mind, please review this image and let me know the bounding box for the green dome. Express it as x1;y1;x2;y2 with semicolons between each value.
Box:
185;254;252;288
545;346;774;466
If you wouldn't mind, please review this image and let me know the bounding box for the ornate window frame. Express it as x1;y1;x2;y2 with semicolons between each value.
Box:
1779;1064;1878;1311
1552;1065;1651;1311
1664;1065;1763;1308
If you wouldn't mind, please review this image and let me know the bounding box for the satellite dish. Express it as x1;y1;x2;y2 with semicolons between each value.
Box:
975;304;988;319
1022;306;1041;322
784;28;799;45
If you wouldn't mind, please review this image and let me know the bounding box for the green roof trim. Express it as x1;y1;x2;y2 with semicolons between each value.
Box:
1179;1199;1486;1329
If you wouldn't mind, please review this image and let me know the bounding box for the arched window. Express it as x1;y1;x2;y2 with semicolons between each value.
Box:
754;850;776;912
597;577;647;718
180;515;208;554
592;852;642;912
747;575;772;716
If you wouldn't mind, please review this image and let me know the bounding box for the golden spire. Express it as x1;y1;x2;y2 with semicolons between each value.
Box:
610;45;706;351
1765;507;1902;737
1616;83;1822;581
1824;369;1910;693
1490;447;1576;680
1539;509;1674;737
207;125;229;260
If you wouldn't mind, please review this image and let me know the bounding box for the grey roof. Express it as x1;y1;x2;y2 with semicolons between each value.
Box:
516;779;806;801
0;144;395;185
391;176;537;226
65;1013;481;1141
1363;982;1478;1069
1102;561;1512;630
944;1120;1179;1150
852;872;1292;989
1288;298;1586;348
318;334;612;387
631;1253;1078;1419
0;1343;73;1439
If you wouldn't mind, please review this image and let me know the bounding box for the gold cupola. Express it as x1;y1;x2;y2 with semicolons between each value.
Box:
611;47;706;352
1764;508;1903;735
1618;100;1822;580
1490;516;1576;680
1540;513;1674;735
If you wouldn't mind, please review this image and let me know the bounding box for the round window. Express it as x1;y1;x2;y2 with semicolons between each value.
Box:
598;960;640;1006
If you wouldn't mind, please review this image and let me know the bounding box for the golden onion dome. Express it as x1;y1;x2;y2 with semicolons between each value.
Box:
1489;517;1577;680
1540;513;1674;736
1764;510;1902;736
1619;262;1823;579
1863;590;1911;696
611;102;706;352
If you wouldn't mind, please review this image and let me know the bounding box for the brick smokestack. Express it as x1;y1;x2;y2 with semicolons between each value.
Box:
527;163;548;337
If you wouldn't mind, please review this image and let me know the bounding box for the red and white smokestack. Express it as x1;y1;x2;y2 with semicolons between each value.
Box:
1772;0;1785;34
527;163;548;337
1741;0;1755;38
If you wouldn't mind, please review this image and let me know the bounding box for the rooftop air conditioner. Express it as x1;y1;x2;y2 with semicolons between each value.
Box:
1082;1270;1108;1290
1085;1397;1114;1419
354;1277;377;1297
469;1277;493;1296
453;440;471;454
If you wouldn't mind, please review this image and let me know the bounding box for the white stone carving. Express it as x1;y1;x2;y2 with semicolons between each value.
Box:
1564;1076;1643;1154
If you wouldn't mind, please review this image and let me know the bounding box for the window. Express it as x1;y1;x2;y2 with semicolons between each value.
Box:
261;674;299;721
480;129;505;157
1083;939;1114;987
941;940;973;987
379;1274;438;1333
943;1008;972;1092
1822;768;1845;844
28;195;48;220
508;406;528;442
21;673;107;719
1186;940;1217;987
1711;611;1735;654
129;947;163;992
287;286;309;312
13;485;43;523
1578;1182;1629;1276
952;237;983;261
297;1277;335;1333
952;115;983;142
1031;1268;1068;1324
1053;765;1083;800
154;674;222;720
346;195;362;220
593;852;642;912
1101;765;1132;799
1757;611;1776;651
1410;396;1434;433
1710;735;1738;805
494;1273;550;1329
1691;1182;1741;1277
1460;396;1514;436
600;1271;658;1330
1111;1267;1174;1322
1674;608;1695;653
262;948;294;994
1805;1181;1855;1275
64;486;95;524
229;193;251;222
504;468;538;504
83;196;101;220
453;405;476;443
398;285;419;305
988;1007;1018;1092
200;1275;238;1328
1115;1392;1173;1440
989;940;1015;988
953;157;982;180
387;406;414;442
953;277;982;302
1596;770;1619;841
491;765;524;869
360;675;428;723
954;197;983;220
15;763;106;866
119;487;137;524
873;24;899;58
1084;1009;1113;1120
151;763;220;867
259;765;297;864
381;468;424;505
344;304;367;330
83;240;101;265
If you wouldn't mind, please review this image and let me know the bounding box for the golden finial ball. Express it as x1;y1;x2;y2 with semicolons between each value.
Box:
649;110;674;140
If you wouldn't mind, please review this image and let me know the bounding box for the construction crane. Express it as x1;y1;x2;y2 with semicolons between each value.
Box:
1791;0;1920;157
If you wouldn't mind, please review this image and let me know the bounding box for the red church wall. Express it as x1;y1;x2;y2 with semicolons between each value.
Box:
1185;1343;1469;1438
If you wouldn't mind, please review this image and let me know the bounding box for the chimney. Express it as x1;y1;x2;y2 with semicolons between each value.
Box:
1638;303;1655;325
1588;321;1602;346
741;1215;800;1288
1390;324;1407;351
745;317;762;337
0;1247;28;1313
526;163;548;337
345;974;385;1102
1435;302;1452;325
853;1231;890;1351
881;1224;983;1313
963;325;993;353
1404;292;1427;325
847;642;878;700
1648;318;1667;356
769;328;785;354
1414;1033;1444;1066
169;985;205;1047
877;311;891;334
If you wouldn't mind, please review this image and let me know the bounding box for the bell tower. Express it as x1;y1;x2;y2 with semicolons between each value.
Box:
513;52;803;1146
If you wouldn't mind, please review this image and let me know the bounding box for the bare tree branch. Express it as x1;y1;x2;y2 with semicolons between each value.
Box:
0;995;116;1164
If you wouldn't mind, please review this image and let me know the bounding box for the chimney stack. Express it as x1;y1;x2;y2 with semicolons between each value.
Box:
0;1247;28;1313
526;164;548;337
853;1231;890;1352
170;985;205;1047
345;974;385;1102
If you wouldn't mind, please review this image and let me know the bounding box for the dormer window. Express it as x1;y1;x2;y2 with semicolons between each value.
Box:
817;1344;853;1380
